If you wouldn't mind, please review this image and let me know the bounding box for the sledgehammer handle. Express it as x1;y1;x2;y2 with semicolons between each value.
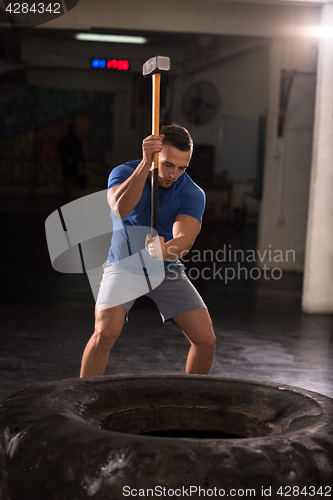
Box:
151;72;160;236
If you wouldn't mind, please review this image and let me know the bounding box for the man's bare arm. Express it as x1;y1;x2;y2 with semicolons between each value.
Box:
145;216;201;261
164;214;201;261
107;135;163;218
107;160;149;218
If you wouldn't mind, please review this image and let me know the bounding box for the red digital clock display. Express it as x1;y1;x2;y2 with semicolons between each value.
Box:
92;59;129;70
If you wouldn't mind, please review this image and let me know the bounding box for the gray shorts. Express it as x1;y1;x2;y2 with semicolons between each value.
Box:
95;260;207;323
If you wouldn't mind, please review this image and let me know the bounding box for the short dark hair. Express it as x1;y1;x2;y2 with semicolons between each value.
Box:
160;123;193;153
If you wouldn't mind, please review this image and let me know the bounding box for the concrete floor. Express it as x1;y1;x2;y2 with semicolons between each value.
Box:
1;191;332;404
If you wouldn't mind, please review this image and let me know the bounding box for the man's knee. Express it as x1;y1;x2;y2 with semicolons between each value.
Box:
93;328;120;353
194;331;216;355
93;306;125;352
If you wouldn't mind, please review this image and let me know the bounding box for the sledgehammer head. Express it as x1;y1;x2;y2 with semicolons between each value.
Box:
143;55;170;77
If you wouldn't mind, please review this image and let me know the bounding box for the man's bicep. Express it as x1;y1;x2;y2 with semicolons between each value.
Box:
173;214;201;241
107;185;121;212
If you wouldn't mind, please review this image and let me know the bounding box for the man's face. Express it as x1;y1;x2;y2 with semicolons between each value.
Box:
157;144;192;188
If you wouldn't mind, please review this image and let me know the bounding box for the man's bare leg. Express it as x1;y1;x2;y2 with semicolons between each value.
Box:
172;308;216;375
80;304;127;377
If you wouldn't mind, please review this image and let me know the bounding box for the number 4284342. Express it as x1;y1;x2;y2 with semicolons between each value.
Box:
6;3;61;14
277;485;331;497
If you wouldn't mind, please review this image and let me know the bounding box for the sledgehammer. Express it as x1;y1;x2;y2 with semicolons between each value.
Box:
143;55;171;236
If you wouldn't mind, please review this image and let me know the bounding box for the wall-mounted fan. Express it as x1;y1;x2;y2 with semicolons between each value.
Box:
182;81;220;125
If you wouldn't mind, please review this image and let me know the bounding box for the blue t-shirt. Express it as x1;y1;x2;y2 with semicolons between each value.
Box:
107;160;206;269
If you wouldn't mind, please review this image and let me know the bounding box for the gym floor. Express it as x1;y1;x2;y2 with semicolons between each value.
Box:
1;191;332;404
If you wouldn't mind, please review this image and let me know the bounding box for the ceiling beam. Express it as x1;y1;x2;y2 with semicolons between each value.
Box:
0;0;322;39
215;0;329;5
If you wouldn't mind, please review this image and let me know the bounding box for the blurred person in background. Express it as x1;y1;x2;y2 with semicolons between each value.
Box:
57;124;85;199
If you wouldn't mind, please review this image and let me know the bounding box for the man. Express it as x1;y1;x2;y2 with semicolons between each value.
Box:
80;124;216;377
57;124;84;198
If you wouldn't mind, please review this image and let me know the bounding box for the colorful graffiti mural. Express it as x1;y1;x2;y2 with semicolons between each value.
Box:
0;89;90;140
0;89;114;189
